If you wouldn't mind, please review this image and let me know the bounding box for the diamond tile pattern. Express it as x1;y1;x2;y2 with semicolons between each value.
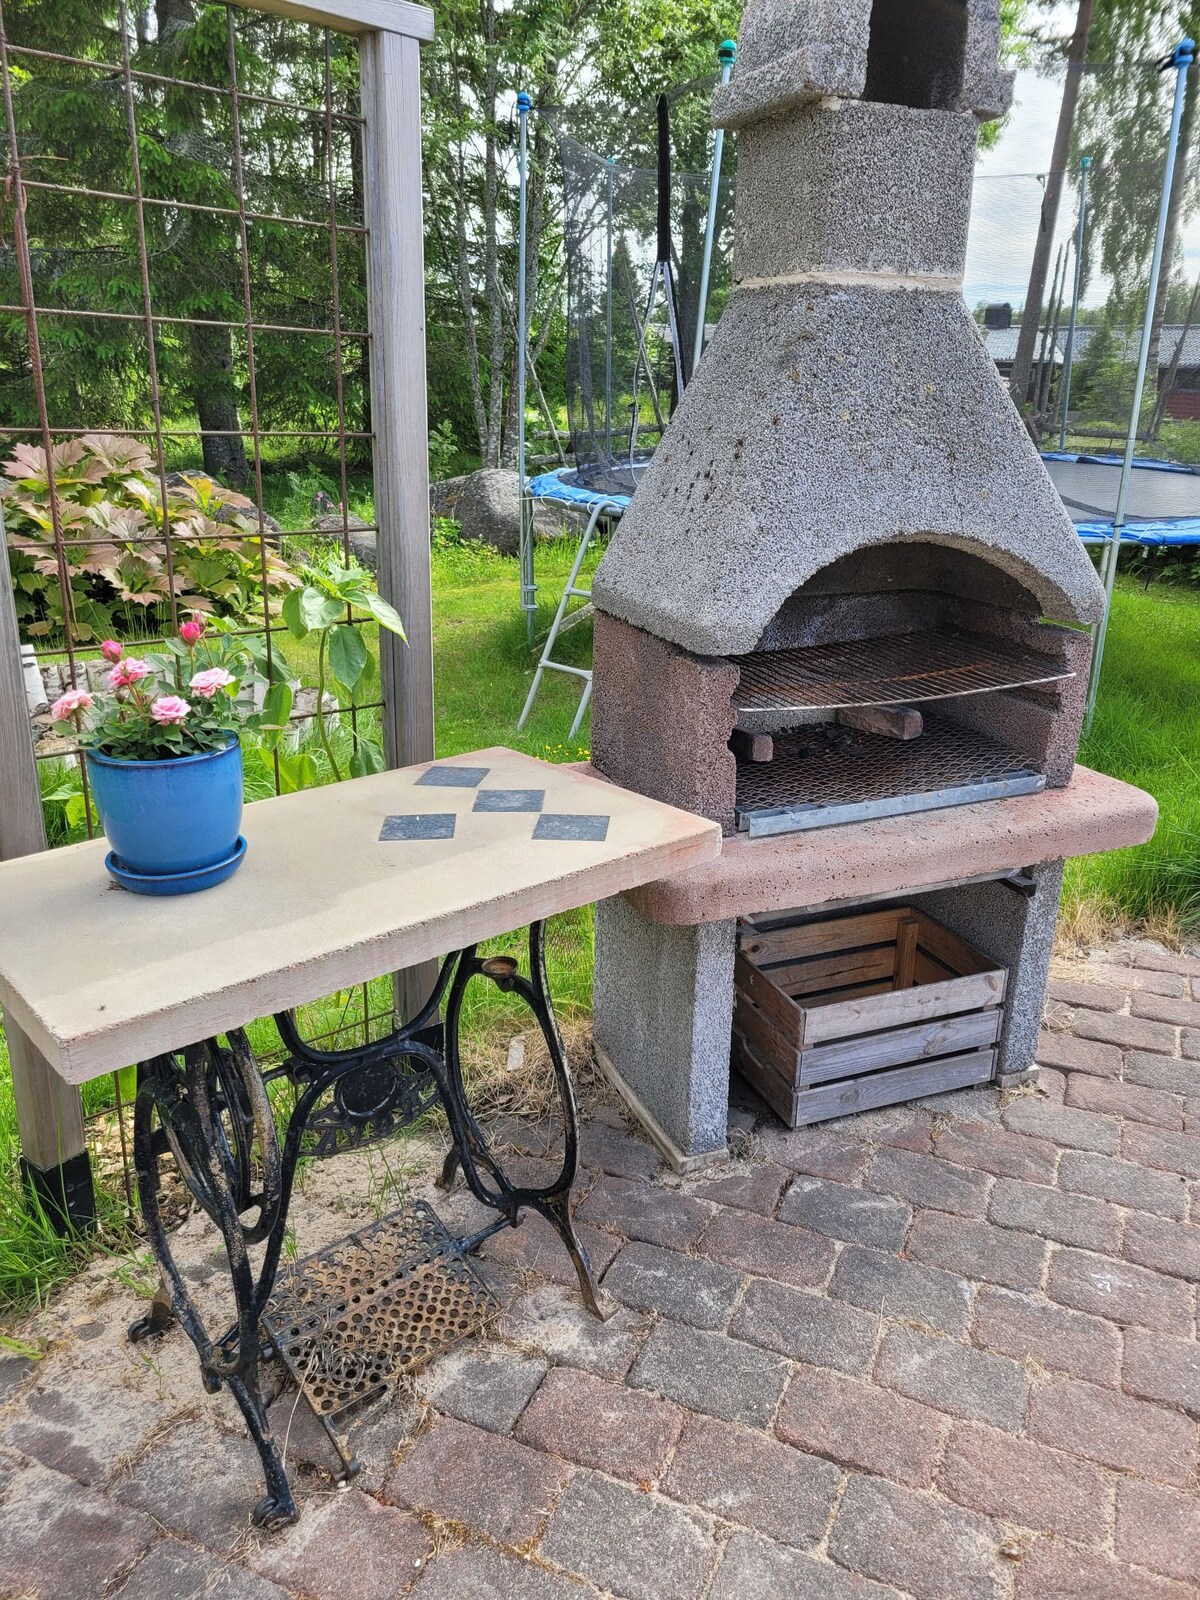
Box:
416;766;491;788
533;814;611;842
474;790;546;814
379;815;457;841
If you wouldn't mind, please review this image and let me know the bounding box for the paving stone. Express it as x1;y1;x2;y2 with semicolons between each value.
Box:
540;1470;716;1600
409;1542;595;1600
1124;1122;1200;1178
1047;1246;1195;1336
938;1419;1112;1543
1034;1030;1123;1077
578;1173;712;1249
1059;1149;1188;1218
497;1280;647;1380
828;1473;1004;1600
661;1414;840;1549
730;1277;878;1375
988;1176;1121;1253
602;1242;741;1330
908;1208;1047;1293
514;1364;682;1481
864;1145;991;1218
1132;944;1200;977
1126;1051;1200;1095
1066;1075;1184;1130
114;1421;271;1550
775;1363;944;1487
480;1212;622;1288
1046;977;1126;1012
1013;1538;1197;1600
829;1243;971;1335
697;1205;835;1290
578;1120;663;1181
852;1103;940;1150
1001;1099;1120;1154
685;1162;791;1216
753;1127;870;1184
1131;991;1200;1027
418;1343;548;1433
246;1490;432;1600
0;1459;158;1600
1028;1376;1198;1485
1073;1009;1178;1055
1090;961;1187;997
1115;1477;1200;1586
708;1531;903;1600
930;1121;1059;1184
4;1371;171;1490
113;1540;292;1600
1123;1210;1200;1281
778;1175;911;1250
876;1325;1028;1431
1124;1326;1200;1417
385;1414;569;1544
971;1285;1122;1386
629;1317;788;1429
264;1387;422;1489
1031;1066;1067;1102
0;1355;33;1404
1184;1027;1200;1060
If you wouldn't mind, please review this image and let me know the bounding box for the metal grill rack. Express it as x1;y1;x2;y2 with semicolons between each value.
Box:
731;629;1072;731
261;1202;499;1479
734;715;1045;836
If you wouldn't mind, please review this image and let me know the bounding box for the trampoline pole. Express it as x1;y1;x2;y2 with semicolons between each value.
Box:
516;90;535;642
1088;38;1194;723
605;158;615;464
1058;155;1090;451
693;39;736;377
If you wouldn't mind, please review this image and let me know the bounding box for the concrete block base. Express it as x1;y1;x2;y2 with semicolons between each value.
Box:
593;896;736;1163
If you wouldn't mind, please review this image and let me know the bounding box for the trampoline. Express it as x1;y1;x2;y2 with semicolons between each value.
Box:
1043;451;1200;547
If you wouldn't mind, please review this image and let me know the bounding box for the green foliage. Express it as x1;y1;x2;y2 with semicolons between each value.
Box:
2;434;297;642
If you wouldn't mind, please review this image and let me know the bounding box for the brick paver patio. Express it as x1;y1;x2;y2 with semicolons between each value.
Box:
3;938;1200;1599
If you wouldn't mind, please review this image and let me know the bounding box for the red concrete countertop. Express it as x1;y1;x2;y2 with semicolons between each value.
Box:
625;765;1157;926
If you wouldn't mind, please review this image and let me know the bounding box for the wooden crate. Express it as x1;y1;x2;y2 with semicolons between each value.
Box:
732;906;1005;1129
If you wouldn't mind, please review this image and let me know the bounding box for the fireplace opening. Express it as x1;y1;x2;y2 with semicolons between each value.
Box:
864;0;968;110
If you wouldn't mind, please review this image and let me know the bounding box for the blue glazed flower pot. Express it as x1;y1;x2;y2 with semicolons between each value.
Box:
86;736;244;885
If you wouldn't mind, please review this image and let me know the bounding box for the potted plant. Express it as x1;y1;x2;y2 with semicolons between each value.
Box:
49;619;287;895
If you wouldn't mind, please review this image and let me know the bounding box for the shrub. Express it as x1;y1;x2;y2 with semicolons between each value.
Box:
3;434;297;642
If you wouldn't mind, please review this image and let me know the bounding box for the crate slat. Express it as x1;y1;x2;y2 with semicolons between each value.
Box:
740;907;907;965
788;1049;996;1127
803;968;1005;1045
798;1005;1002;1085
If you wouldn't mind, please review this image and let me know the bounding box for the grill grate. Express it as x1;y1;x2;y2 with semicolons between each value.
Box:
262;1201;499;1478
734;715;1045;836
731;629;1072;726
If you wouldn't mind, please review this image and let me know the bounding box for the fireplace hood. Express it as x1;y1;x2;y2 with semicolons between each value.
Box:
590;0;1107;659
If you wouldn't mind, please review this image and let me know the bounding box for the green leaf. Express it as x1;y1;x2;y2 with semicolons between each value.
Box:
281;587;308;640
359;591;407;639
276;750;318;793
299;585;344;632
257;680;294;751
328;624;367;691
349;738;385;778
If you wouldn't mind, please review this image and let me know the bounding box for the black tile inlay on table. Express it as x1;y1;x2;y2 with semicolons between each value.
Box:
533;814;610;842
379;814;457;841
473;789;545;813
415;765;490;789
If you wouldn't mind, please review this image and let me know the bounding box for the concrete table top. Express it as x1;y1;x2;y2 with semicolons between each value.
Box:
624;765;1157;926
0;748;720;1085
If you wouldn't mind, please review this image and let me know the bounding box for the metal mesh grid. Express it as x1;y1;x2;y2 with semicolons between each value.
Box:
262;1202;499;1448
735;714;1042;831
731;629;1072;721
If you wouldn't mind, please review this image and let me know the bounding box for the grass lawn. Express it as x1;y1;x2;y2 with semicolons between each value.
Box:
1;540;1196;1314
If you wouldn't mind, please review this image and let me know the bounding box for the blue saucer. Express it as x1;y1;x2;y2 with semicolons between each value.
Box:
105;836;247;896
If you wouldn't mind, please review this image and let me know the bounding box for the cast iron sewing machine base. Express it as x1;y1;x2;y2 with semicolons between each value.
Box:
127;922;598;1528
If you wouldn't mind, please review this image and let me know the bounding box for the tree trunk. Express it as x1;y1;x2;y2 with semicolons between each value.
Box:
482;0;505;468
1146;61;1198;437
1010;0;1095;407
191;316;250;488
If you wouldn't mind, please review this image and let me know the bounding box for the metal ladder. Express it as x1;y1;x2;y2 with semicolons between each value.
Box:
517;496;622;741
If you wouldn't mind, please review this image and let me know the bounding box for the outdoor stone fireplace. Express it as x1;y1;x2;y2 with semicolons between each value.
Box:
585;0;1157;1163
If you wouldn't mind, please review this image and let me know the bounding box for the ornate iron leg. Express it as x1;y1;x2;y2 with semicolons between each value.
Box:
131;1039;296;1528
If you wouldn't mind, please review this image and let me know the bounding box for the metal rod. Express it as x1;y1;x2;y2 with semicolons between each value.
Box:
605;157;615;463
516;91;535;640
1058;154;1091;449
1088;38;1195;720
693;38;736;376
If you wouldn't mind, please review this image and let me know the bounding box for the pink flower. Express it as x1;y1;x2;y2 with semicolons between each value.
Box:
179;618;206;646
100;639;123;663
50;689;93;721
150;695;191;725
106;657;151;690
188;666;235;700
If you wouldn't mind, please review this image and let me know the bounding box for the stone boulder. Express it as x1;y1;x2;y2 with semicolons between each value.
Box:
314;512;379;572
431;468;584;555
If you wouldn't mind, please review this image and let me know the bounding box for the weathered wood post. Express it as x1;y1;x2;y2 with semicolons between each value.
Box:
0;518;95;1232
